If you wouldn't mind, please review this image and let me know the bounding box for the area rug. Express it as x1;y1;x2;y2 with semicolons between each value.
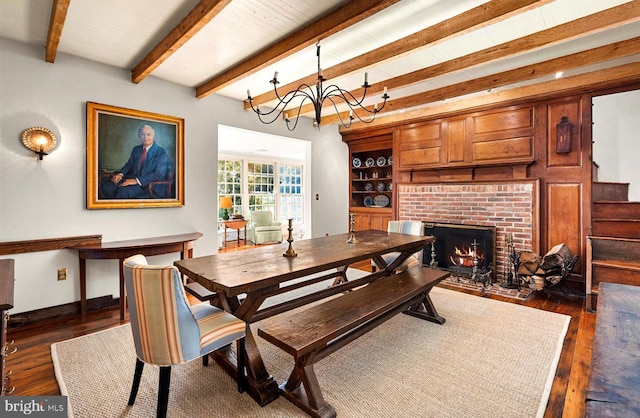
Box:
51;284;570;418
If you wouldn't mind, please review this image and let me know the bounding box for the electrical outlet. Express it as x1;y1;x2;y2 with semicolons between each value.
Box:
57;268;67;281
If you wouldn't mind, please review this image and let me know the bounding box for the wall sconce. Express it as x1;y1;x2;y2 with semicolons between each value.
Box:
21;127;57;160
555;116;572;154
219;196;233;220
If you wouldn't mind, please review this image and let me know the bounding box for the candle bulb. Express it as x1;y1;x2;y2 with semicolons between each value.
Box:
247;89;251;98
349;110;353;118
274;71;278;80
364;72;368;84
383;86;387;96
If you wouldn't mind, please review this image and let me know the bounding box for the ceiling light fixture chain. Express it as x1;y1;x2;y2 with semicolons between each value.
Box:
247;42;389;131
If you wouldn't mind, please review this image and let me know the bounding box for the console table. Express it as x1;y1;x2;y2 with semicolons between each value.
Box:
70;232;202;320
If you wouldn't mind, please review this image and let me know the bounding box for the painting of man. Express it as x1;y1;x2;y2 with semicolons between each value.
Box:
87;102;184;209
100;125;173;199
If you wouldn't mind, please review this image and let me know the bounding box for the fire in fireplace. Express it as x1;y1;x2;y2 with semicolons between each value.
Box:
422;222;496;281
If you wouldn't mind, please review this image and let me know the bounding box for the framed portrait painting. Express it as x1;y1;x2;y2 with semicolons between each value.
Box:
86;102;184;209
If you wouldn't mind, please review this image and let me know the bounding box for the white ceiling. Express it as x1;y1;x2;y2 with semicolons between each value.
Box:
1;0;639;127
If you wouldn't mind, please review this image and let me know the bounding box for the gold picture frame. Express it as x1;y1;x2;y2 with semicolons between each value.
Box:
86;102;184;209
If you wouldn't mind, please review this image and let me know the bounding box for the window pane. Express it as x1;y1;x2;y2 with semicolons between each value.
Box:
217;158;243;219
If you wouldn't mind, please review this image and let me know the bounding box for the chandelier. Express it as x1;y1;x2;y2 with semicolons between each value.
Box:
246;42;389;131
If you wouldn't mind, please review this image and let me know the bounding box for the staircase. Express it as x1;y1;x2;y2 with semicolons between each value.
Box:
586;182;640;311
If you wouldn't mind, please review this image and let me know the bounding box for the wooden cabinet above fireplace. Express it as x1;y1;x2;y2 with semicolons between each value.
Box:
395;105;535;183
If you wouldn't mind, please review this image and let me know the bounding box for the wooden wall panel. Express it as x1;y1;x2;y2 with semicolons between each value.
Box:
399;148;442;166
397;121;443;168
547;183;582;269
473;107;533;135
473;136;533;162
548;101;581;167
447;119;466;163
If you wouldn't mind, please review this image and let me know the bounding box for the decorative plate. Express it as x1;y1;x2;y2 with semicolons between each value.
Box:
376;182;386;192
377;156;386;166
388;156;393;165
387;182;393;191
365;157;375;167
352;157;361;168
363;196;374;207
364;182;374;191
374;194;390;207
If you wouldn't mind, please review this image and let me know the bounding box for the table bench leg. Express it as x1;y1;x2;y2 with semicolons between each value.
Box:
404;291;445;324
281;353;337;418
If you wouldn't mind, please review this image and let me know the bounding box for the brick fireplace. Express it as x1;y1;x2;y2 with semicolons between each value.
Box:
398;181;538;281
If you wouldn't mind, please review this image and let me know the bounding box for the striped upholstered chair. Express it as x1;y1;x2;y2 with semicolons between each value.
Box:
123;254;246;418
371;220;425;273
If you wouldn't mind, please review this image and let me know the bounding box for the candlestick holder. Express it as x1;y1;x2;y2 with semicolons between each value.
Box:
346;213;358;244
283;218;297;257
429;239;438;268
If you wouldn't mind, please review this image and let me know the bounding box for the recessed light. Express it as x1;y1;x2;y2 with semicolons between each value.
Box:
555;71;563;79
256;148;269;152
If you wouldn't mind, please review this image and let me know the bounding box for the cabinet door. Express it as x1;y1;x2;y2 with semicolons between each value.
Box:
352;213;371;231
370;214;391;231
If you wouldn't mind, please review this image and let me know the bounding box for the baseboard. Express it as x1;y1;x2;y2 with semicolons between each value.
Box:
8;296;119;328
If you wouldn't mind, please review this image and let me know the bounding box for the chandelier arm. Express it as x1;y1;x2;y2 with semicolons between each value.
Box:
325;96;356;128
323;84;370;108
284;97;312;131
273;81;315;103
249;87;313;121
327;96;378;125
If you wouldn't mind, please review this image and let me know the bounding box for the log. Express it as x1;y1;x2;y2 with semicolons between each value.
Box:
541;243;573;271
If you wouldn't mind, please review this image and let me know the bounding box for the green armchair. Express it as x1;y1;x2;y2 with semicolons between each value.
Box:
249;211;283;244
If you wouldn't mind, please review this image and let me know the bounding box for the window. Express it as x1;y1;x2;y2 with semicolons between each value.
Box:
218;159;242;219
247;162;276;215
217;158;305;228
279;164;303;223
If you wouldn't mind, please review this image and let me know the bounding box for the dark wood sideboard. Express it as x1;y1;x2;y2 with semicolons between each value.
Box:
1;259;15;395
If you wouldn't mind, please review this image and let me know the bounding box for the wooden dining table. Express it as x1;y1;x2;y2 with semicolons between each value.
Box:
174;229;433;406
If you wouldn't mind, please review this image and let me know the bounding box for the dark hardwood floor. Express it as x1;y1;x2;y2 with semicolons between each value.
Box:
5;241;595;418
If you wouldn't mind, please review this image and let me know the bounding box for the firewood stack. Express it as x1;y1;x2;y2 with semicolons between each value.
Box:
516;243;579;291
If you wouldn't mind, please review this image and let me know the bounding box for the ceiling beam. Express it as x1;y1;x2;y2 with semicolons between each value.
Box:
338;61;640;132
301;2;640;117
131;0;232;84
45;0;71;63
245;0;553;109
322;37;640;125
195;0;401;98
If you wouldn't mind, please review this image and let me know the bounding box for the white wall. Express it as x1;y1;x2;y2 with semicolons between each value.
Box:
592;89;640;201
0;38;348;314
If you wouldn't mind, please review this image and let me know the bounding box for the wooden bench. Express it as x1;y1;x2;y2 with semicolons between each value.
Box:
257;266;449;418
585;282;640;417
184;281;217;302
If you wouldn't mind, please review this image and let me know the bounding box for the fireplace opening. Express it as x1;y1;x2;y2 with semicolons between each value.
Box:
422;222;496;282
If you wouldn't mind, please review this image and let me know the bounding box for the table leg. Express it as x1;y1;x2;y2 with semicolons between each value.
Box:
79;258;87;315
118;258;125;320
213;292;280;406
